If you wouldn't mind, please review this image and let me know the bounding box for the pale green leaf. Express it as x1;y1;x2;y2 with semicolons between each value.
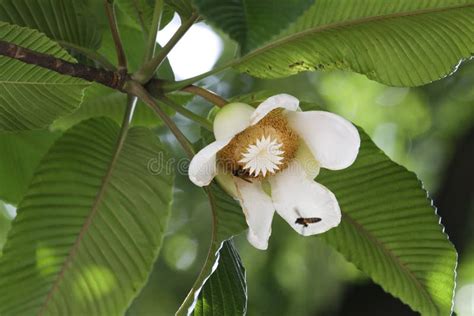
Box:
232;1;474;86
318;129;457;315
193;240;247;316
0;117;174;315
0;22;90;131
0;130;60;205
0;0;102;49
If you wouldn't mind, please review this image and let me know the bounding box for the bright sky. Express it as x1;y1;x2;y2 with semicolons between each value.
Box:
157;14;223;80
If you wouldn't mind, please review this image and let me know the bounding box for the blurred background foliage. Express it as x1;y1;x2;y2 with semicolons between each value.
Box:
0;15;473;316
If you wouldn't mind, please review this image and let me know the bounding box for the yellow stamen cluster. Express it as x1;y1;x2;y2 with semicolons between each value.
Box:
217;109;299;179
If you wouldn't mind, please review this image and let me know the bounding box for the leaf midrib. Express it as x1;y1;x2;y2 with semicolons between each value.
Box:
237;3;474;65
37;102;136;315
342;211;438;314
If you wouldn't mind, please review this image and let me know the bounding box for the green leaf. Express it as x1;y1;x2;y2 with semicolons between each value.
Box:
116;0;174;33
317;129;457;315
166;0;195;19
52;84;193;129
0;117;174;315
0;0;102;49
193;240;247;316
177;184;246;315
194;0;314;52
0;22;90;131
0;202;12;255
232;1;474;86
0;130;60;205
99;23;175;76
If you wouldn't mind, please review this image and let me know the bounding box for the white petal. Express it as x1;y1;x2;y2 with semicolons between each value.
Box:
250;94;300;125
188;138;232;186
294;140;320;179
213;102;254;140
234;178;275;250
287;111;360;170
269;161;341;236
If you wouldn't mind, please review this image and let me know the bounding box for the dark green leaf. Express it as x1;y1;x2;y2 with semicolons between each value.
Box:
0;22;90;131
318;129;457;315
194;240;247;316
0;130;60;205
0;0;102;49
0;117;174;315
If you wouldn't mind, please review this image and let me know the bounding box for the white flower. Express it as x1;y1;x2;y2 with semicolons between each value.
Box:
188;94;360;250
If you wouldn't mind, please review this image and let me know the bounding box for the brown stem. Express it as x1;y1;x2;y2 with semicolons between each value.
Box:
104;0;127;70
0;40;129;91
182;85;228;107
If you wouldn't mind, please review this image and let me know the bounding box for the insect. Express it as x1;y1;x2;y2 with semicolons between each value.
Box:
232;168;253;183
294;208;321;227
295;217;322;227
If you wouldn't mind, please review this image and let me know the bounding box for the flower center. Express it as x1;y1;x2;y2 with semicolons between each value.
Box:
217;109;299;179
239;135;284;177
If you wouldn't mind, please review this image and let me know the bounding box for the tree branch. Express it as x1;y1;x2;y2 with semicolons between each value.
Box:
104;0;128;70
0;40;129;91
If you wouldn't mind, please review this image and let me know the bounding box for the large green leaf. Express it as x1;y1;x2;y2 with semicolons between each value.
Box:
193;240;247;316
229;1;474;86
318;129;457;315
194;0;314;53
0;22;90;131
0;0;102;49
0;130;60;205
0;117;174;315
177;184;246;315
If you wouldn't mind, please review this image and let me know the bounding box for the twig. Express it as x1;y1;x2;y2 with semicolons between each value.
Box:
134;12;199;83
125;81;195;158
161;60;236;92
182;85;228;107
104;0;127;70
0;40;129;91
156;94;213;130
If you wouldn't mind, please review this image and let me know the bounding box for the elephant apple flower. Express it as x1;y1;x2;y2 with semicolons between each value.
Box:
188;94;360;250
